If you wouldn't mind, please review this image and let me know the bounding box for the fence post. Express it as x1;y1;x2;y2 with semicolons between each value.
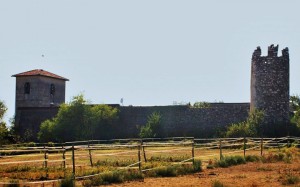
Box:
62;144;66;169
287;136;290;147
72;144;76;178
138;145;141;171
243;137;246;158
260;138;263;156
276;138;281;152
44;146;48;168
192;138;195;164
141;139;147;162
88;141;93;167
219;139;223;160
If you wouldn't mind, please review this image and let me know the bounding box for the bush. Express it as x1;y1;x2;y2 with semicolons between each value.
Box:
215;156;246;168
282;174;300;185
99;171;124;184
153;166;177;177
5;180;20;187
261;152;289;163
83;170;144;186
245;155;260;162
139;112;162;138
211;180;226;187
59;175;75;187
226;109;264;137
193;160;202;172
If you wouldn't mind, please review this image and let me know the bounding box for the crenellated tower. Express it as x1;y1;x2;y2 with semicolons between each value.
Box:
250;44;289;136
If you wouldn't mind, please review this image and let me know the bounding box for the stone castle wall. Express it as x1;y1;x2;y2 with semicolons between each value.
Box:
16;103;250;140
15;107;59;139
116;103;250;138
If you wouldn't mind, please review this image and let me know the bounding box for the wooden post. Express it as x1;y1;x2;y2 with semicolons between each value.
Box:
62;145;66;169
243;137;246;158
88;141;93;167
138;145;141;171
44;146;48;168
260;138;263;156
276;138;281;152
72;145;75;178
141;140;147;162
192;138;195;164
219;139;223;160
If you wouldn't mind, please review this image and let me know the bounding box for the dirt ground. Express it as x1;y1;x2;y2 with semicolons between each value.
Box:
106;161;300;187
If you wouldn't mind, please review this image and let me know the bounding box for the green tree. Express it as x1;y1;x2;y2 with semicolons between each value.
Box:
38;94;118;142
290;95;300;133
139;112;162;138
226;109;264;138
0;100;10;144
290;95;300;111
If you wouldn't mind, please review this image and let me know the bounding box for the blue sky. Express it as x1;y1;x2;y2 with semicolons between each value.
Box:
0;1;299;125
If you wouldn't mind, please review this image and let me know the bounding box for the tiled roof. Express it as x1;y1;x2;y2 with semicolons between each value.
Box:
12;69;69;81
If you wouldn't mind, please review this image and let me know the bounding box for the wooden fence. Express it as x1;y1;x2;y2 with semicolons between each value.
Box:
0;136;299;186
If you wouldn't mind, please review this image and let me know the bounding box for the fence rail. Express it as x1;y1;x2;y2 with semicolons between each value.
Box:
0;136;299;186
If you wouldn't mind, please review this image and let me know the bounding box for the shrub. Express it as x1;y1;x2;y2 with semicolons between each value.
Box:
245;155;260;162
5;180;20;187
83;170;144;186
226;109;264;137
261;152;289;163
153;166;177;177
193;160;202;172
59;175;75;187
139;112;162;138
215;156;245;168
282;174;300;185
193;102;210;108
99;171;124;184
123;170;144;181
211;180;226;187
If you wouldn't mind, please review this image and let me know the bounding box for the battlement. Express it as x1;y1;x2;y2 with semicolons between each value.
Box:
268;44;278;57
252;44;289;59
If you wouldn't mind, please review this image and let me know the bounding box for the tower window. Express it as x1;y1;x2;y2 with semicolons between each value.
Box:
50;84;55;95
24;82;30;94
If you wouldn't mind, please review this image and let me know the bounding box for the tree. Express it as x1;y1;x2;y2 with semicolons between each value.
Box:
226;109;264;138
0;100;10;144
290;95;300;133
0;100;7;123
139;112;162;138
38;94;119;142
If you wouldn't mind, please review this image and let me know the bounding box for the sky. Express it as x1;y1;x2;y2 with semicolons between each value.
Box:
0;1;299;125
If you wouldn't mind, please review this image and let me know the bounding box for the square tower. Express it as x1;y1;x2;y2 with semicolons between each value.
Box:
12;69;69;141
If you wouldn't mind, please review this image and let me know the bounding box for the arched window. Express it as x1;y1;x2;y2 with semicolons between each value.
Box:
50;84;55;95
24;82;30;94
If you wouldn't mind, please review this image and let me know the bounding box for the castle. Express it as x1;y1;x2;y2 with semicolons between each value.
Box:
12;45;290;140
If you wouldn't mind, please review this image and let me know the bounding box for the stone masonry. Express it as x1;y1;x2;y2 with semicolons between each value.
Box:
251;45;289;136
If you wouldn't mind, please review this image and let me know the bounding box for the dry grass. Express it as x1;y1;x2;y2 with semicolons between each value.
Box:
0;142;299;186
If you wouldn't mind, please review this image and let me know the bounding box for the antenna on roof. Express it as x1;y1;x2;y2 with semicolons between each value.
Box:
120;98;124;106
